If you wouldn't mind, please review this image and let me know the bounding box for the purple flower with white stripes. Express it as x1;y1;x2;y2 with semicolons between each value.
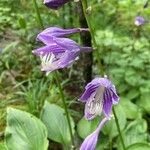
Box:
33;28;92;75
80;117;108;150
44;0;70;9
79;77;119;120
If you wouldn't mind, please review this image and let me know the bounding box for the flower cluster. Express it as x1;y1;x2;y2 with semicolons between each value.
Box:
33;1;120;150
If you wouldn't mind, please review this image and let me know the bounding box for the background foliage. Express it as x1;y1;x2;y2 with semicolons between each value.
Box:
0;0;150;149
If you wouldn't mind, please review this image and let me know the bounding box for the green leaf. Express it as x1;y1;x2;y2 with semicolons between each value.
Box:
77;117;99;139
120;98;139;119
102;105;126;138
18;16;26;29
126;89;139;101
126;143;150;150
117;119;148;150
0;143;7;150
40;101;75;145
5;108;48;150
137;92;150;114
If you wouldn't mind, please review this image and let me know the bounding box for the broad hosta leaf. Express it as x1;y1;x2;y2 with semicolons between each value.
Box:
117;119;148;150
126;143;150;150
77;117;100;139
102;105;126;138
5;108;48;150
40;101;75;145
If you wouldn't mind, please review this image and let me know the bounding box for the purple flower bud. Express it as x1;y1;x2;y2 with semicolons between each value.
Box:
37;27;89;45
80;117;108;150
44;0;70;9
135;16;146;26
79;77;119;120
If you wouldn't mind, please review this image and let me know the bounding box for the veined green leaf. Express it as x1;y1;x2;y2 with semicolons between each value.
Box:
5;108;48;150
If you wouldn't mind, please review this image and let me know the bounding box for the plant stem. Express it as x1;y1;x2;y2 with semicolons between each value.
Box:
81;1;126;150
32;0;44;29
113;107;126;150
78;1;93;83
54;72;74;147
81;0;104;75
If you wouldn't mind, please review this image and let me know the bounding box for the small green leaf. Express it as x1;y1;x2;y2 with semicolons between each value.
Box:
120;98;139;119
137;92;150;114
77;117;99;139
5;108;48;150
18;16;26;29
117;119;148;150
126;143;150;150
40;101;75;145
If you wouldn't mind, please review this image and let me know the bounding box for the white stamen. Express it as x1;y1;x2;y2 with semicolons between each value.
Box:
40;53;57;71
86;86;105;117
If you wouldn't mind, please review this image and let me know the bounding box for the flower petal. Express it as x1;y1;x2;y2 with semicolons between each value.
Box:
32;44;66;56
103;89;113;118
44;0;70;10
80;131;98;150
80;117;108;150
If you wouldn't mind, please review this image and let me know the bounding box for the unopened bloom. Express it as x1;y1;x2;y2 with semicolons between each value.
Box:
79;77;119;120
135;16;146;26
80;117;108;150
37;27;89;45
44;0;70;9
33;37;92;74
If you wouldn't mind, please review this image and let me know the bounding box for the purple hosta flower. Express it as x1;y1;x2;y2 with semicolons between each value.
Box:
80;117;108;150
33;37;92;74
135;16;146;26
44;0;70;9
79;77;119;120
37;27;89;45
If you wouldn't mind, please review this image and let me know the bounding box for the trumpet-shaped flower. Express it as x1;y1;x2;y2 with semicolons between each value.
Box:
44;0;70;9
79;77;119;120
33;37;92;74
37;27;89;45
80;117;108;150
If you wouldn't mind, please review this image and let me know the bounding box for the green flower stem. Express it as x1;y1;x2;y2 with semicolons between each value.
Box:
54;72;74;147
81;0;126;149
32;0;44;29
81;0;104;75
32;1;74;147
113;107;126;150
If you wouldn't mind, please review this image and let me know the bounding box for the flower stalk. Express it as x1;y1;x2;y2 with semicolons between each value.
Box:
32;2;74;146
32;0;44;29
80;0;126;149
81;0;104;75
54;72;74;147
113;107;126;150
